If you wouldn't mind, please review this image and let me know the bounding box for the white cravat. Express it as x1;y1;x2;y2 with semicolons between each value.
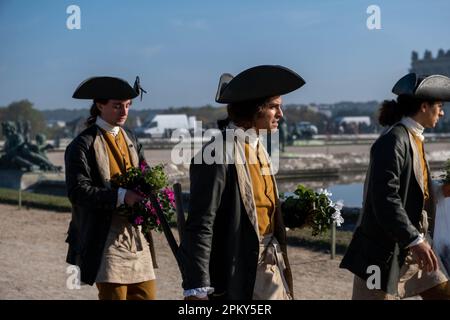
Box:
400;117;425;141
228;122;259;149
95;117;120;137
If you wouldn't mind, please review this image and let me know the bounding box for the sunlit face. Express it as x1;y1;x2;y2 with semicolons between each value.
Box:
254;96;283;133
97;99;132;126
421;101;444;128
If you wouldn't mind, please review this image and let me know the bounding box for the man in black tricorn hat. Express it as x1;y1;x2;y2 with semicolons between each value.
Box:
64;76;158;300
340;73;450;299
177;65;305;300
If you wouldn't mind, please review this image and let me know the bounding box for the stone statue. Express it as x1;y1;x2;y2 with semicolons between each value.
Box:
23;120;31;143
0;121;61;172
33;133;54;157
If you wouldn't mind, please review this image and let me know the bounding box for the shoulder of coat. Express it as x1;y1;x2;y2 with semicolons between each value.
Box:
68;125;99;149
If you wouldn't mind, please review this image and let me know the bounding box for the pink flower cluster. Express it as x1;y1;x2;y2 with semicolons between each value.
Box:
163;187;176;206
134;216;144;225
144;200;160;225
140;160;149;173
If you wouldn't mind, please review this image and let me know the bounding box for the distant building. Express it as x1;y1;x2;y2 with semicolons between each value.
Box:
410;49;450;76
335;116;372;134
46;120;66;128
135;114;197;138
335;116;371;127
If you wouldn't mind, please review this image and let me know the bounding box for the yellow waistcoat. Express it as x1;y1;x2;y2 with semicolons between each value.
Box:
101;129;133;177
411;135;429;201
244;142;276;236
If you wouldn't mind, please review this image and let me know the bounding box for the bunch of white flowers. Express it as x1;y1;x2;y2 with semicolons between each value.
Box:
282;185;345;236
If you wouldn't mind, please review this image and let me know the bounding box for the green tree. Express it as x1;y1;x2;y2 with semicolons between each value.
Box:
0;100;47;139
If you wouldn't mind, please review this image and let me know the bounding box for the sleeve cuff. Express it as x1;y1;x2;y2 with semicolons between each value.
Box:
183;287;214;298
406;233;425;248
117;188;127;207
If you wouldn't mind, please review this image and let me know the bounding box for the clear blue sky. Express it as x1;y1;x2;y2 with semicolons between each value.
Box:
0;0;449;110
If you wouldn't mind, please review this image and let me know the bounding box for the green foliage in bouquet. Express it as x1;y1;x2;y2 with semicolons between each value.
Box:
111;164;168;195
143;164;168;191
110;161;175;234
281;184;344;236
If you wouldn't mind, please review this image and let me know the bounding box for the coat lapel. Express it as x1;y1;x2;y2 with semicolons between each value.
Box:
93;127;111;188
406;130;425;196
234;137;260;238
120;128;139;168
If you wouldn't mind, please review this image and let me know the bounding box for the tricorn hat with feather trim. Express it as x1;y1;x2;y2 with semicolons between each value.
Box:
72;76;147;100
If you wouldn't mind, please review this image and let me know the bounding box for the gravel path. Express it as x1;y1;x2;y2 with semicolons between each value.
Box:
0;203;353;300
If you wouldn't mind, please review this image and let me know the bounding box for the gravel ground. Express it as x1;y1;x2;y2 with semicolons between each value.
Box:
0;203;353;300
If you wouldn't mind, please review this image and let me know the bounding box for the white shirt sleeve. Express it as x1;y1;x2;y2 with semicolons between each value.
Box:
183;287;214;298
116;187;127;207
406;233;425;248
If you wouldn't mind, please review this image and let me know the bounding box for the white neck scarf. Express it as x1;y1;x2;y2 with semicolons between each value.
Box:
400;117;424;141
228;122;259;149
96;117;120;137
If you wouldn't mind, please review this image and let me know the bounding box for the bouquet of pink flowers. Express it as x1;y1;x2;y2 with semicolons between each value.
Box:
110;161;176;234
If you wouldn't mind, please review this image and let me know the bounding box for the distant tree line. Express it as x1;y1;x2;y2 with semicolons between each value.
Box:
1;100;449;142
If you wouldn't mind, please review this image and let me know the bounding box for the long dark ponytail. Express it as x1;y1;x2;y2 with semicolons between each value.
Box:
85;99;108;127
378;95;428;126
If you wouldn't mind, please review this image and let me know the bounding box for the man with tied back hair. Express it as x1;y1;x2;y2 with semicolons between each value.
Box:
340;73;450;299
177;65;306;300
64;76;158;300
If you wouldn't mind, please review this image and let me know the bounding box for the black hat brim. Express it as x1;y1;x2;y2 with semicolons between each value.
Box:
215;65;305;103
72;76;139;100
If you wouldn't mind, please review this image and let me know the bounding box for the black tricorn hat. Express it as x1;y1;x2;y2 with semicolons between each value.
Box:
215;65;306;103
72;76;146;100
392;73;450;101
